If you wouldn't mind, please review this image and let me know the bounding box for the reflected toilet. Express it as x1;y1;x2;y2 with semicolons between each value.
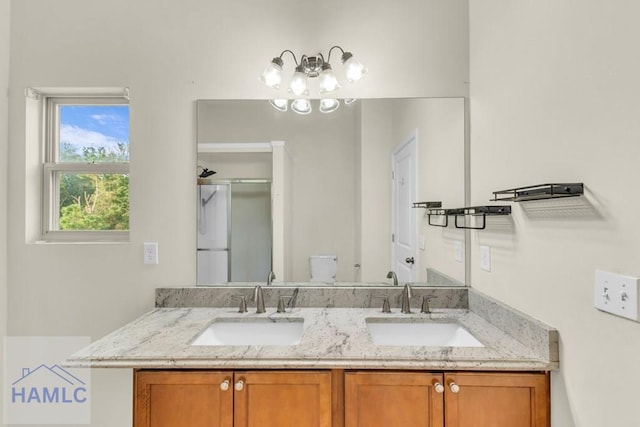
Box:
309;255;337;283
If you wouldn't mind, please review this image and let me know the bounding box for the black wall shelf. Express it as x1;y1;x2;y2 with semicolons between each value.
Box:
492;183;584;202
426;208;448;227
412;201;442;209
425;205;511;229
449;206;512;230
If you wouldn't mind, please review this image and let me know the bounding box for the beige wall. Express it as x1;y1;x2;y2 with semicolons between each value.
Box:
469;1;640;426
0;0;8;423
392;98;466;284
5;0;467;425
358;100;394;282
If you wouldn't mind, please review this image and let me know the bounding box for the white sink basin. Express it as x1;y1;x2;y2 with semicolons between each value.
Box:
366;319;484;347
192;318;304;346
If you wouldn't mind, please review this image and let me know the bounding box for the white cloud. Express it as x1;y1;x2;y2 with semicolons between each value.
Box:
60;124;126;154
90;114;121;126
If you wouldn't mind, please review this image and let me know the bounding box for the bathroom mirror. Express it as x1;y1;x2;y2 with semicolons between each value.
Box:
196;98;466;286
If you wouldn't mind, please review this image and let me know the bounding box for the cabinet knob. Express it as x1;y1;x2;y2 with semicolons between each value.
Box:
433;382;445;393
449;382;460;393
219;379;230;391
234;379;245;391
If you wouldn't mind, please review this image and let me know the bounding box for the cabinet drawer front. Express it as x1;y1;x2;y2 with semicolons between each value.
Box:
233;371;333;427
344;371;445;427
134;371;233;427
444;372;549;427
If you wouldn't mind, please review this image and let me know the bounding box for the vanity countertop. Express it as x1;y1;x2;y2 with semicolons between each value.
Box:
67;304;559;371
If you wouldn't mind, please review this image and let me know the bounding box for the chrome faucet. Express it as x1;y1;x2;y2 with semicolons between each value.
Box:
386;271;398;286
253;286;266;313
288;287;299;309
277;288;300;313
401;284;413;314
267;271;276;286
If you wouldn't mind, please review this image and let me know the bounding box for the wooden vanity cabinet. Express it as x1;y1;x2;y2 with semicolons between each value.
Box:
134;370;332;427
343;371;549;427
135;370;549;427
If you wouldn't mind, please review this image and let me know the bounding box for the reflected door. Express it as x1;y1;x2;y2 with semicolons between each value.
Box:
391;134;417;282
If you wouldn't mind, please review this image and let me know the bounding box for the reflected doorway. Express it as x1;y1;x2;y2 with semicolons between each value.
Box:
197;181;272;284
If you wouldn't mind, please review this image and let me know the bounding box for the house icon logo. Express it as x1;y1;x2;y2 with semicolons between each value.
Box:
11;364;88;404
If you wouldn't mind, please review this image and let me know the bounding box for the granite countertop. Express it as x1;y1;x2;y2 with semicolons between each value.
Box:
67;300;558;370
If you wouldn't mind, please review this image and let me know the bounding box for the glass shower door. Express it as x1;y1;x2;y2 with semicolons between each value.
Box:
197;181;272;284
197;184;229;284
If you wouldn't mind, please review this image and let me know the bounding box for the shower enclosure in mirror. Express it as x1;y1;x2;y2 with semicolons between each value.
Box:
196;98;467;286
197;180;272;284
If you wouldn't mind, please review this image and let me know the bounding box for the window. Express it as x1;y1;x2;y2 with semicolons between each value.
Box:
42;95;129;241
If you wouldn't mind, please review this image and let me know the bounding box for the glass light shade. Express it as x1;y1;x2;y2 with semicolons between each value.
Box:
289;68;309;96
318;66;341;94
342;53;367;83
291;99;312;115
344;98;357;105
269;99;288;112
319;98;340;114
260;59;283;89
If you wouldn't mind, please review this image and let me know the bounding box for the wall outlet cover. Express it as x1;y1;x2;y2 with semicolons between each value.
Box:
480;245;491;272
143;242;159;265
594;270;639;321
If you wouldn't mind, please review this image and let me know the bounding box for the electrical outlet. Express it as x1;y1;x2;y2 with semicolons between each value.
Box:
594;270;639;321
454;240;463;263
143;242;159;265
480;245;491;272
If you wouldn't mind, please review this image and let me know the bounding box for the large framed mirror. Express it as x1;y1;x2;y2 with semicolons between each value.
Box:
196;98;466;286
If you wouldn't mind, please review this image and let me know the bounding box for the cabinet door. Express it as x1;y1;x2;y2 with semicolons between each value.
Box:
134;370;233;427
444;372;549;427
233;370;332;427
344;371;445;427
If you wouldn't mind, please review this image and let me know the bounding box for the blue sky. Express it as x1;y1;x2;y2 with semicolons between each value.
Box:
59;105;129;159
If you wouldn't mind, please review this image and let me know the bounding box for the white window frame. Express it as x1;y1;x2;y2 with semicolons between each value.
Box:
42;95;130;242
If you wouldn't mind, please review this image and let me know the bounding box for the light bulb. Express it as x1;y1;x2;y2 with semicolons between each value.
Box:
318;64;340;94
319;98;340;113
260;57;284;89
269;99;288;112
342;52;367;83
291;99;312;115
289;65;309;96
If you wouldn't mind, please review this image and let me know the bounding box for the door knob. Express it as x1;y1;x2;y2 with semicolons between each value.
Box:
449;382;460;393
234;379;245;391
405;257;415;264
220;379;230;391
433;382;445;393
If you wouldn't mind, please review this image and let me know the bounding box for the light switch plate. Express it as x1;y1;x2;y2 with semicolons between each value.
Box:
143;242;159;265
594;270;639;321
480;245;491;272
454;240;463;263
419;234;426;250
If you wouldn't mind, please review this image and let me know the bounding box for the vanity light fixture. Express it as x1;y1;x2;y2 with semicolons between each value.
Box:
260;45;366;114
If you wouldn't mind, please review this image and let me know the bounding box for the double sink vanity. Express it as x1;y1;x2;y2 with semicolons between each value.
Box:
69;284;558;427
